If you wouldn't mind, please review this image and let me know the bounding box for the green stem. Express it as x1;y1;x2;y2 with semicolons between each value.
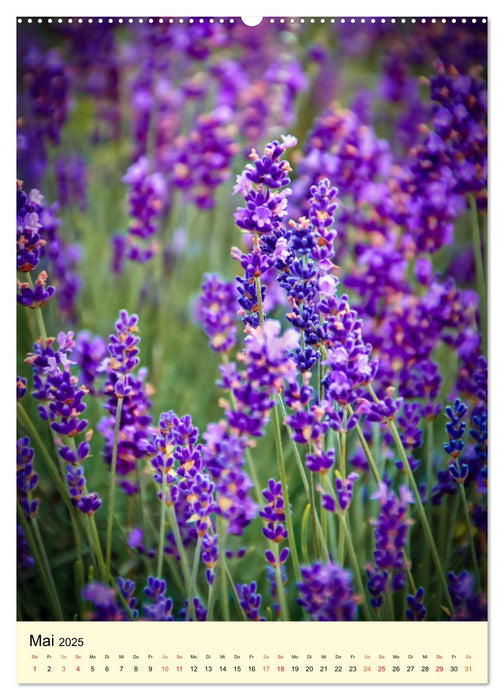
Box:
458;482;481;592
223;559;248;622
31;515;65;619
185;536;203;621
217;517;230;621
387;413;455;619
308;471;322;560
469;194;486;355
17;504;63;620
273;542;289;621
222;354;262;503
420;418;435;584
320;479;328;544
88;515;107;581
17;404;66;497
367;384;455;617
440;494;450;565
322;472;341;562
207;579;217;621
277;396;328;559
157;467;168;580
25;271;48;345
301;503;311;563
81;517;97;573
277;395;310;494
106;395;124;579
135;460;147;536
167;504;192;596
348;405;381;484
253;232;264;325
74;559;85;619
71;522;85;615
406;567;417;595
339;512;372;621
338;424;348;564
17;404;101;581
340;426;347;479
245;447;262;505
386;592;395;621
273;402;303;582
425;418;434;527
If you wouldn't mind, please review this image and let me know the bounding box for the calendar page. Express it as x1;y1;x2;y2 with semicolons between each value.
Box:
15;10;489;686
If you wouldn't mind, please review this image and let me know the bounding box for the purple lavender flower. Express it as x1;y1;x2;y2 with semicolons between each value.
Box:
144;576;166;600
201;531;218;585
335;472;359;511
406;587;427;621
393;402;424;451
143;576;174;621
54;155;88;211
66;463;102;515
98;309;153;495
266;561;288;619
179;598;208;621
98;310;152;494
37;200;81;319
17;376;27;402
17;184;47;273
128;528;147;555
17;437;39;519
16;183;56;308
369;481;414;598
427;61;487;208
74;331;107;393
117;577;138;619
81;583;121;620
17;46;70;184
99;366;154;496
306;449;335;476
17;271;56;309
17;181;82;317
146;410;219;555
210;320;299;471
202;420;258;536
82;583;130;621
122;157;166;263
260;479;288;546
444;398;468;459
17;522;35;570
173;106;238;209
186;471;218;538
243;320;299;391
295;106;392;241
237;581;265;621
363;392;403;424
448;571;487;621
194;273;238;354
23;47;68;146
259;479;290;600
297;561;359;621
103;310;141;378
25;332;102;514
366;566;388;610
317;295;378;437
233;136;297;325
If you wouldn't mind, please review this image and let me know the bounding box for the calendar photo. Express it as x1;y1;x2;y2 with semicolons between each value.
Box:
16;13;488;684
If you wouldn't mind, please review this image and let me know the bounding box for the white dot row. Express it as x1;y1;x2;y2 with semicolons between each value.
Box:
17;17;487;25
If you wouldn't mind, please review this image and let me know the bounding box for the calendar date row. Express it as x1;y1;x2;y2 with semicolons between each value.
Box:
32;663;474;674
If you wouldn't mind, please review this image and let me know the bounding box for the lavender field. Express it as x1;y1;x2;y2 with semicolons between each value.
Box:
16;17;487;622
